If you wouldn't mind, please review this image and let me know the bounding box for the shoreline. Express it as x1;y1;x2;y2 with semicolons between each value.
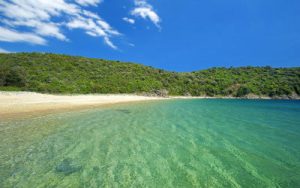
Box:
1;91;299;119
171;96;272;100
0;92;166;119
170;95;300;100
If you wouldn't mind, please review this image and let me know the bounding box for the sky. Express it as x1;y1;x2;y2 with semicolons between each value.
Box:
0;0;299;72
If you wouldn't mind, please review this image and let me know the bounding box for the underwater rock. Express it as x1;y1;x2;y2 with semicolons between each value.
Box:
55;158;82;175
115;109;131;114
93;166;100;172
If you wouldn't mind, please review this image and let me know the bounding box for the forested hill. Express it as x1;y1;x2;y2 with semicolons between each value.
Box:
0;53;299;99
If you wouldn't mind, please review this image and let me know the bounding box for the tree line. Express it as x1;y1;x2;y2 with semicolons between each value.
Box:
0;53;299;98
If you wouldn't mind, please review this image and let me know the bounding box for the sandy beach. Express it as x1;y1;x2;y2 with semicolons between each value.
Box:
0;91;296;119
0;92;165;119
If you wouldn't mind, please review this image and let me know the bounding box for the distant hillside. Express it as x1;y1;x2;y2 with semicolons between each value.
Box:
0;53;299;99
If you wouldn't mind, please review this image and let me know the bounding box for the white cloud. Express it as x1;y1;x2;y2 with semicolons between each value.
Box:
123;17;135;24
0;27;46;45
2;19;67;41
66;14;120;49
0;47;11;53
131;0;160;27
0;0;119;49
129;43;135;47
104;36;117;49
75;0;102;7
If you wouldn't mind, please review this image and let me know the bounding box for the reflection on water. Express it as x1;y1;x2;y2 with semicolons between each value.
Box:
1;99;300;187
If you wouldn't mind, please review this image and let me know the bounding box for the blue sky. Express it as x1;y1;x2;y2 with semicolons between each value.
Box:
0;0;299;71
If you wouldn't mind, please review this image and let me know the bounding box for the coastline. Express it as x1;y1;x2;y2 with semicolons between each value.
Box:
1;91;299;119
0;92;166;119
170;94;300;100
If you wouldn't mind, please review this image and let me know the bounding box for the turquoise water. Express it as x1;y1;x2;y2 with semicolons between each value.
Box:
1;99;300;187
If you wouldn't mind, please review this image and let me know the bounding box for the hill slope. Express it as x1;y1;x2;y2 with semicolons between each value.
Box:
0;53;299;98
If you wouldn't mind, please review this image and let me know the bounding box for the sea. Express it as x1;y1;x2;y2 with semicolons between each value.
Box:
1;99;300;187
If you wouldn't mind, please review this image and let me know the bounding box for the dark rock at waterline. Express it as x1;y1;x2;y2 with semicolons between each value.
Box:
55;158;82;175
184;92;192;97
139;89;169;97
153;89;169;97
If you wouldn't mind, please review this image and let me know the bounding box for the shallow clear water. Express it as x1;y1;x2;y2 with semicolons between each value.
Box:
1;99;300;187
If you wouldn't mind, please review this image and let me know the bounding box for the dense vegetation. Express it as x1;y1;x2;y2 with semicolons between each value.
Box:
0;53;299;98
